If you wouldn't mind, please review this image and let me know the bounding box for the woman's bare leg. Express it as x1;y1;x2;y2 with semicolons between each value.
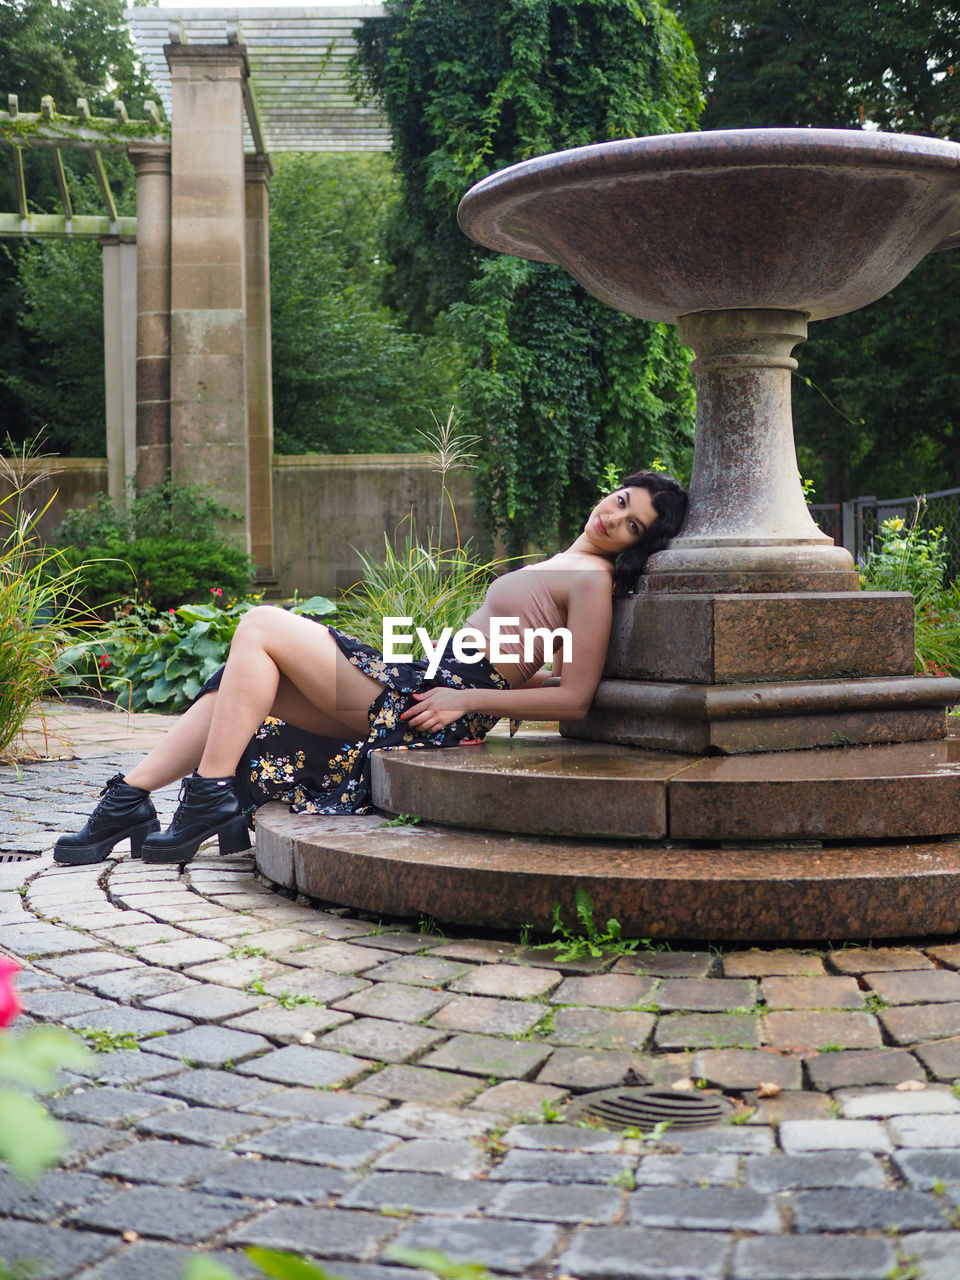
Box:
122;694;217;792
118;609;380;794
197;607;380;778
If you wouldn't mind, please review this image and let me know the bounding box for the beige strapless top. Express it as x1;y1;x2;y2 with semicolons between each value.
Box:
465;566;566;685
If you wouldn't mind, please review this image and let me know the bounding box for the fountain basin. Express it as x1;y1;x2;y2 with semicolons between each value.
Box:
457;128;960;324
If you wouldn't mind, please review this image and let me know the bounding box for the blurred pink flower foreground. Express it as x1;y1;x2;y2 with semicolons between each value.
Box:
0;956;22;1028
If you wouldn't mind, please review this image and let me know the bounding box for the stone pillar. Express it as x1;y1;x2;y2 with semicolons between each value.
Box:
245;153;275;580
128;147;171;492
645;309;858;593
165;42;249;547
100;237;138;507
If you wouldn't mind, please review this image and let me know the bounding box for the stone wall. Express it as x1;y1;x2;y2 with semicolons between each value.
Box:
0;459;110;533
3;454;484;600
273;453;484;598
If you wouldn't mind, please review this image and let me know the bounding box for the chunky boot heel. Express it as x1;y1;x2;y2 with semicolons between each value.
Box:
128;823;161;858
218;817;252;856
141;772;251;865
54;774;159;866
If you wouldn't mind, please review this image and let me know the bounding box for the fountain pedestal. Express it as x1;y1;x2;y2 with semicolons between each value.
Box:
646;310;858;592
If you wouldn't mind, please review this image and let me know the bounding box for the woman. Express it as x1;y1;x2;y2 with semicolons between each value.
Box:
54;471;686;867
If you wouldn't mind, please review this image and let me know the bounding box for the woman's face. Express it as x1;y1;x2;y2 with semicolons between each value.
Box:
584;485;658;555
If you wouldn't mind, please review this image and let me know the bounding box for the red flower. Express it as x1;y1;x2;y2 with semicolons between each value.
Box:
0;956;22;1028
98;654;112;669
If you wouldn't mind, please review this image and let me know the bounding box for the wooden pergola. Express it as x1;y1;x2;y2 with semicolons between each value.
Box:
0;5;388;583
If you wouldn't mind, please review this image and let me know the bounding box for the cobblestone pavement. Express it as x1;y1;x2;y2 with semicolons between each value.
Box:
5;741;960;1278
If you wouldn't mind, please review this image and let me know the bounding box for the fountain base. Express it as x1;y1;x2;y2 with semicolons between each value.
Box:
254;794;960;943
252;727;960;942
561;676;955;754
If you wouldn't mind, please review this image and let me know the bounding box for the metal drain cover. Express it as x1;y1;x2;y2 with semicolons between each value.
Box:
567;1087;731;1132
0;851;40;863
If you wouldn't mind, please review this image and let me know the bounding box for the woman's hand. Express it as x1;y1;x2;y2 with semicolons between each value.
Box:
402;687;471;733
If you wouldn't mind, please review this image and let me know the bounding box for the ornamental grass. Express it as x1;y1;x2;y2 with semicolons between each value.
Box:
0;444;97;760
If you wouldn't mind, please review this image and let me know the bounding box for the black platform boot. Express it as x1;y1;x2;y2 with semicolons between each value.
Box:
140;772;252;864
54;773;160;865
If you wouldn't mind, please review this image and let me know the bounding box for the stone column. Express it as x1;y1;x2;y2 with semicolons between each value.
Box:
165;42;249;547
128;147;171;491
100;237;138;507
245;153;275;580
645;309;857;592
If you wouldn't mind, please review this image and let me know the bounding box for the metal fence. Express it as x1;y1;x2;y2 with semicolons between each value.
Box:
810;487;960;580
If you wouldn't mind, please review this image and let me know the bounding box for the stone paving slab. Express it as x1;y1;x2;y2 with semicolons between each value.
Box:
8;745;960;1279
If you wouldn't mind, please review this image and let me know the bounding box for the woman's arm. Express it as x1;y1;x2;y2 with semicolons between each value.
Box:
401;571;612;732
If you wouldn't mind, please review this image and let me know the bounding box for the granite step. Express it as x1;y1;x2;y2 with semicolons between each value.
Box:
370;734;960;843
254;803;960;942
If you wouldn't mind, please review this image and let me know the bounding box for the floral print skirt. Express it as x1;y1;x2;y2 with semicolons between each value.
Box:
195;626;510;817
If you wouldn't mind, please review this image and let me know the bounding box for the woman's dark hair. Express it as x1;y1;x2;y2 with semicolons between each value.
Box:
612;471;688;595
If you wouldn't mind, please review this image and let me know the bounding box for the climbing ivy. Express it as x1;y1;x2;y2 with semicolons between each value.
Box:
354;0;702;551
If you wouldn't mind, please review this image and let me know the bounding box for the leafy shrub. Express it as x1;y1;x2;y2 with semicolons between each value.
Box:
859;510;947;604
860;508;960;677
56;537;254;612
56;594;336;713
49;479;253;611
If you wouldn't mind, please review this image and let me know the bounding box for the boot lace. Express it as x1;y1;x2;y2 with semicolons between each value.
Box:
89;772;127;819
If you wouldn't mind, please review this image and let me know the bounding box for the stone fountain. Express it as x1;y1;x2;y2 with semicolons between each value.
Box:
257;128;960;941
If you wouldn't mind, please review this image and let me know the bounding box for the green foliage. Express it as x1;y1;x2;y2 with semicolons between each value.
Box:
379;812;422;827
0;0;152;123
6;231;107;456
860;509;960;677
0;1026;92;1179
860;510;947;603
0;0;154;453
53;476;244;547
677;0;960;503
49;480;256;611
453;263;696;550
353;0;702;553
75;1026;140;1054
57;595;335;713
678;0;957;135
185;1246;480;1280
269;153;462;454
0;448;99;759
533;888;652;962
384;1250;492;1280
334;527;512;657
57;537;254;613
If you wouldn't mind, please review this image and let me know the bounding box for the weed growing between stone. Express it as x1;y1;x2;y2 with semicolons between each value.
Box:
183;1245;494;1280
532;888;659;962
74;1026;141;1053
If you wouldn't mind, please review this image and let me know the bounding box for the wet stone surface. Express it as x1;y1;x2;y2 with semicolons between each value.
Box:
5;750;960;1277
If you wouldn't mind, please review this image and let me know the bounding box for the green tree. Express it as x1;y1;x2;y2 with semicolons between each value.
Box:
677;0;960;502
269;152;461;454
679;0;957;135
354;0;702;553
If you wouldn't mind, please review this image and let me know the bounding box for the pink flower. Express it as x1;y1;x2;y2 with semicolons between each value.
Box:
210;587;223;597
0;957;22;1029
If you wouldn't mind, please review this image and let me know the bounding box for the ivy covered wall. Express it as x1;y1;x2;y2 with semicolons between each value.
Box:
354;0;704;553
